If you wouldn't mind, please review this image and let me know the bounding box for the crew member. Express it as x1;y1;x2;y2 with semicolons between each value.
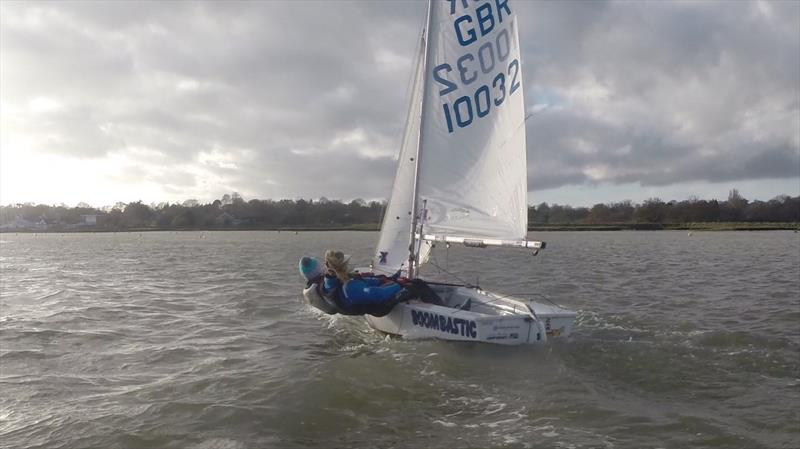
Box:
299;250;442;316
321;250;409;316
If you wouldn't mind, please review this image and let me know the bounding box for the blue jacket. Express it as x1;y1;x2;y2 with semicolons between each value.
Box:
323;275;402;309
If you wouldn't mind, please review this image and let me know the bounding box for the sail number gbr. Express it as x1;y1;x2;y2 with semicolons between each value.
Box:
433;29;520;133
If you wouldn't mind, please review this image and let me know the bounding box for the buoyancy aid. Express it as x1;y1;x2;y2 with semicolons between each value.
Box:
322;273;405;316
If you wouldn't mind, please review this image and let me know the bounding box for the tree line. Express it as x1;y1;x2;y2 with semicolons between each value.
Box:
0;190;797;231
529;191;799;225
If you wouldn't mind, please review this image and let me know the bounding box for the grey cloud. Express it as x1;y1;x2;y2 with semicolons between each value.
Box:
523;0;799;192
147;169;198;189
225;145;398;202
1;0;797;202
668;145;800;186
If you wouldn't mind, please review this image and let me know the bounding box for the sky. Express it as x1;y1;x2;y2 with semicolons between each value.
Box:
1;0;798;208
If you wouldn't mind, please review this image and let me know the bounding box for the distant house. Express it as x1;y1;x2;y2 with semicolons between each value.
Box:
0;216;46;230
14;216;33;229
0;218;20;230
80;214;97;226
215;212;240;226
238;216;259;225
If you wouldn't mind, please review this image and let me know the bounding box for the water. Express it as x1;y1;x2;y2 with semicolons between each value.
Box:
1;231;798;449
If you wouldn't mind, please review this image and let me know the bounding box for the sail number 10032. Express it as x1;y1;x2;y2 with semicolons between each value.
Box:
438;59;520;133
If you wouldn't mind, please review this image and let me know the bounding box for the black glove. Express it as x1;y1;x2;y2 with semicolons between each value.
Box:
394;287;417;303
410;278;426;288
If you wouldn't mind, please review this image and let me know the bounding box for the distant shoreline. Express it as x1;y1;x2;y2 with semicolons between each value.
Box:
2;222;798;233
531;222;800;231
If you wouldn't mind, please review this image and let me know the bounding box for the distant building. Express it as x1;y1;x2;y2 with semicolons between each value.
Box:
0;217;27;230
238;216;259;225
215;212;240;226
80;215;97;226
0;216;46;230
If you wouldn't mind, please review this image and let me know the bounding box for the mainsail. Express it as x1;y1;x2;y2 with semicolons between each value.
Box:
375;0;527;275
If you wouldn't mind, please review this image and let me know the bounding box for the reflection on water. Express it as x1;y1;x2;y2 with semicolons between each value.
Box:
1;231;798;448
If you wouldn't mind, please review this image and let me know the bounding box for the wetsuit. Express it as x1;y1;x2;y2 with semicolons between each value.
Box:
322;274;407;317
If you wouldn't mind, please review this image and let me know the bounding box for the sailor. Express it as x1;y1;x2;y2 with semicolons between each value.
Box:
298;253;410;316
298;256;342;315
299;250;444;316
320;250;410;317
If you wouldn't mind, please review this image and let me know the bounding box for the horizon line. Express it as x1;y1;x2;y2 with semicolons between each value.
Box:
2;192;798;210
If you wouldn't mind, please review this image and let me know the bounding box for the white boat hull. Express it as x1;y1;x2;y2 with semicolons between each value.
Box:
301;279;575;345
365;285;575;345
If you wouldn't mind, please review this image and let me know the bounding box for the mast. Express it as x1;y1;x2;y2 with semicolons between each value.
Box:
407;0;433;279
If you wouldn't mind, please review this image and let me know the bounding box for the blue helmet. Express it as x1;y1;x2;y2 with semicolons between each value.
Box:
299;256;325;281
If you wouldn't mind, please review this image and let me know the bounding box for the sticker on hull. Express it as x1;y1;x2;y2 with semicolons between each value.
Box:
411;310;477;338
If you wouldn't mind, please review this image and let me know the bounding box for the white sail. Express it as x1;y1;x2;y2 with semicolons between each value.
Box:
375;0;527;274
373;32;431;275
418;0;527;240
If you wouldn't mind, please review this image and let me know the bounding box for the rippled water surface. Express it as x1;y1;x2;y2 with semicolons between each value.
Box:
1;231;798;449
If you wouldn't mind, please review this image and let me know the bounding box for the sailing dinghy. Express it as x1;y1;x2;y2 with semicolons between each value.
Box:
303;0;576;344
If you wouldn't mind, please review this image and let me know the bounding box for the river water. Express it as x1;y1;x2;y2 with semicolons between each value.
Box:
0;231;798;449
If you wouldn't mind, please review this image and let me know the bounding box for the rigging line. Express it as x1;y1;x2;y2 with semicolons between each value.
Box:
445;241;450;274
375;23;427;256
407;0;434;279
524;104;551;122
424;260;562;311
426;254;474;287
491;291;569;310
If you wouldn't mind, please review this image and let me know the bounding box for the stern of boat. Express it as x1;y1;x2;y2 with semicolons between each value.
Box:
528;301;577;339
